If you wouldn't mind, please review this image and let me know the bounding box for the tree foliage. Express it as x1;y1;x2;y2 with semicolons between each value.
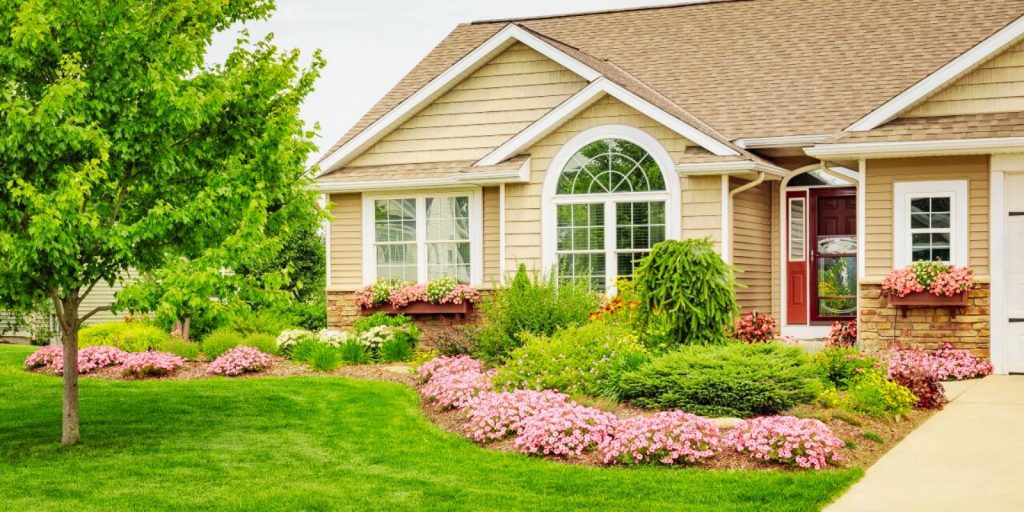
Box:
0;0;324;443
633;238;739;346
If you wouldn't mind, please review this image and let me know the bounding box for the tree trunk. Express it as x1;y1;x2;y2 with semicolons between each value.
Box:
58;297;81;446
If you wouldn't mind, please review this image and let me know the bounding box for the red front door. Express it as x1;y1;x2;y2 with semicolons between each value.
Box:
809;188;857;322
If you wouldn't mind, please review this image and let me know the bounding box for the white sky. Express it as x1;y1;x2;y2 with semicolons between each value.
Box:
207;0;688;159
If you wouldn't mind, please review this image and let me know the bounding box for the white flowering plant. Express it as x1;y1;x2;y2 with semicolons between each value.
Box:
276;329;316;353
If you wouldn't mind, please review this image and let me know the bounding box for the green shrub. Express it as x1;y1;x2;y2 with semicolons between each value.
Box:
814;348;882;389
494;321;647;397
289;338;320;363
201;328;244;359
619;343;822;417
352;312;414;333
79;321;172;352
154;338;202;361
475;264;600;363
379;337;413;363
632;239;739;347
224;308;297;336
844;370;916;419
592;350;651;402
423;322;477;356
338;339;370;365
308;343;342;371
241;333;279;356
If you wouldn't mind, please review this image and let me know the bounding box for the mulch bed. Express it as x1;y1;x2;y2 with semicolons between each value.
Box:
27;360;936;471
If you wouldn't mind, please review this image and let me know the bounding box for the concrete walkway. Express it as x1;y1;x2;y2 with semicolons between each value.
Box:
826;376;1024;512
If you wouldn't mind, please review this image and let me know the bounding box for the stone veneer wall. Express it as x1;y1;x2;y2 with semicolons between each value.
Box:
858;282;990;356
327;290;484;336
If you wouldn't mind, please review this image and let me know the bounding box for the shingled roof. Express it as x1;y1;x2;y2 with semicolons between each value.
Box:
321;0;1024;167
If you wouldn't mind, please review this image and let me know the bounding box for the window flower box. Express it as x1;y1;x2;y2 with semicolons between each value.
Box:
882;262;974;319
354;278;481;317
888;290;969;318
362;300;474;317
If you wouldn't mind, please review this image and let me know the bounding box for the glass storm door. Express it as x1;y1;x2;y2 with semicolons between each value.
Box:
810;189;857;321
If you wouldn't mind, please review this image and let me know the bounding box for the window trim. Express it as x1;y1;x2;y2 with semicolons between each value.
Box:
893;180;968;267
361;188;483;286
541;125;682;291
788;197;806;262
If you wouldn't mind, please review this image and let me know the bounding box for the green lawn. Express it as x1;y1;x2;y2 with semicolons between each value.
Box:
0;345;860;511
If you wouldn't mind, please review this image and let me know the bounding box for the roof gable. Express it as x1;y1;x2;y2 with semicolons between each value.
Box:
317;24;600;174
348;42;589;167
900;39;1024;119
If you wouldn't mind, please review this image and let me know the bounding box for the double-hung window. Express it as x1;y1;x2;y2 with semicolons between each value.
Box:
893;180;968;267
364;191;481;284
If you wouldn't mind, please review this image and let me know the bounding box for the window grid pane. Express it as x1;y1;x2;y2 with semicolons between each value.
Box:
614;202;666;278
556;203;606;290
425;196;471;283
374;199;418;282
908;194;953;263
556;139;666;195
789;199;805;262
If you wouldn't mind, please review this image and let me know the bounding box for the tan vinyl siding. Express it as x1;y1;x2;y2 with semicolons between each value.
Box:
329;193;363;291
731;178;773;314
504;95;699;273
79;278;129;325
681;175;723;249
349;43;588;167
482;186;501;285
905;40;1024;118
864;156;989;278
769;182;781;319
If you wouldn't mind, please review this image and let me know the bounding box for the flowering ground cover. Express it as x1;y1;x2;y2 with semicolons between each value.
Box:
0;345;859;511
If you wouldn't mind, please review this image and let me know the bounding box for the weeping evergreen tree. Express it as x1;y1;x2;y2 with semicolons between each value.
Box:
0;0;324;444
633;238;740;346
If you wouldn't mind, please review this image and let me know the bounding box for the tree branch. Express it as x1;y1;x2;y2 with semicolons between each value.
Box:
78;305;111;324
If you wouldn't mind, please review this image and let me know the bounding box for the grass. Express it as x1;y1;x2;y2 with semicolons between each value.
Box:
0;345;861;511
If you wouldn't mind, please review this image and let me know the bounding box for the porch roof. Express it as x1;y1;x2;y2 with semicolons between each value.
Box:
836;112;1024;143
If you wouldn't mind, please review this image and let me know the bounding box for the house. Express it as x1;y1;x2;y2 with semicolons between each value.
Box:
315;0;1024;373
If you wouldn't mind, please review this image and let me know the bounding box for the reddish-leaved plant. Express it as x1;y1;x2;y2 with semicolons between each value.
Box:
735;311;776;343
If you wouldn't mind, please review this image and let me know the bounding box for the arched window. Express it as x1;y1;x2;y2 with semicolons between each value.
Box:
543;128;680;292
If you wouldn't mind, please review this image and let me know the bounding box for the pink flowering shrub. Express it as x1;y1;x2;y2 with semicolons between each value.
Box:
120;351;187;378
599;411;721;465
208;346;274;377
24;345;62;370
389;283;429;308
465;390;571;442
72;346;128;374
513;403;618;457
880;267;924;298
24;345;127;374
928;266;974;297
882;262;974;298
355;279;481;310
725;416;845;470
416;355;485;383
441;284;481;305
420;366;497;409
933;343;993;380
888;343;992;382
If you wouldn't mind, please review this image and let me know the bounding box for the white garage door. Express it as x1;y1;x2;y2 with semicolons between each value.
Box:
1007;174;1024;373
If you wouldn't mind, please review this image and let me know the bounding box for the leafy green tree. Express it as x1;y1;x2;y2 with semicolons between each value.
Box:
0;0;324;444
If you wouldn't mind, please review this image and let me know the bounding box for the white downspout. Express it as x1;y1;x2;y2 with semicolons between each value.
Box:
726;172;767;263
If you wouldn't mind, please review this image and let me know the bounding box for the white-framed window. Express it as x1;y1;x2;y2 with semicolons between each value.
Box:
362;190;482;285
788;197;806;262
893;180;968;267
541;125;682;292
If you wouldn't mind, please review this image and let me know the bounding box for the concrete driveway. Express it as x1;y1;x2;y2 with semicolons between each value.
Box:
825;376;1024;512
